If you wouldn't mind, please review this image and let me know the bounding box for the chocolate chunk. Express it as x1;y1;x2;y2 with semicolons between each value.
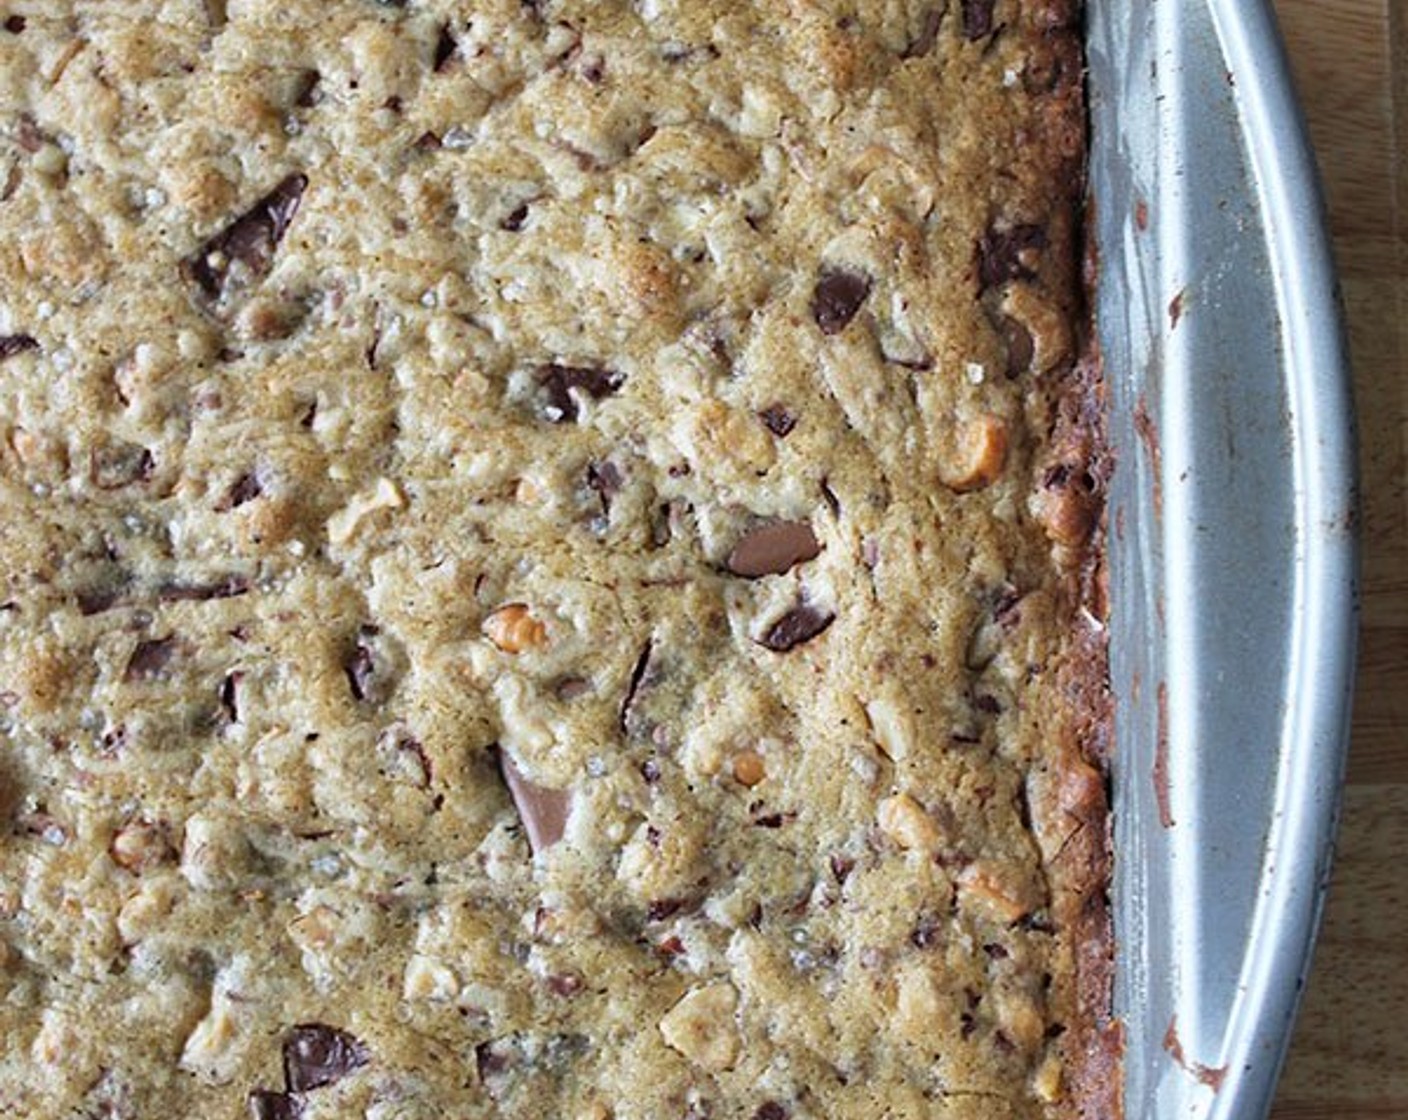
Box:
77;583;128;616
185;173;308;304
726;520;820;578
433;23;457;70
961;0;997;40
292;70;320;108
216;471;263;510
0;334;38;361
125;636;178;682
219;671;243;725
586;460;623;514
546;973;583;997
496;747;571;853
91;443;154;490
977;223;1046;290
901;6;945;58
755;1104;789;1120
757;403;797;437
536;364;625;423
911;914;941;949
1002;316;1035;378
345;626;381;703
475;1038;513;1083
756;603;835;652
501;202;530;231
282;1024;369;1093
580;54;606;83
3;15;26;33
249;1090;303;1120
619;640;654;738
157;574;251;602
646;898;685;922
811;268;872;335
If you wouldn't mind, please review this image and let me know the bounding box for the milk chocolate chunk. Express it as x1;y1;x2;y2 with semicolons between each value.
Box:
248;1090;302;1120
282;1024;369;1092
186;174;308;304
0;334;38;361
726;520;820;578
977;223;1046;290
496;748;571;853
758;403;797;437
157;574;250;602
433;23;457;71
536;364;625;423
961;0;997;40
811;269;871;335
125;636;178;682
757;603;834;652
216;472;263;511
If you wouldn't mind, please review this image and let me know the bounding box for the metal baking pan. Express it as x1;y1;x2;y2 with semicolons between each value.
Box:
1086;1;1358;1117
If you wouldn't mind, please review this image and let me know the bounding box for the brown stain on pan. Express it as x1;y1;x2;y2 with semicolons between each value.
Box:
1154;681;1174;828
1163;1015;1229;1091
1133;394;1163;520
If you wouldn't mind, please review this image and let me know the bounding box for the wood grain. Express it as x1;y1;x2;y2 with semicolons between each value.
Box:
1270;1;1408;1117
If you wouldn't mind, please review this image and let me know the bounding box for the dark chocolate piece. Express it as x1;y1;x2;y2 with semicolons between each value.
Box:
282;1024;369;1093
185;174;308;304
811;269;871;335
756;603;835;652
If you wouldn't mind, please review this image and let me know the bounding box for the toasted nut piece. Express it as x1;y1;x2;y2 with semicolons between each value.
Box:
1003;281;1073;375
403;954;460;1002
110;818;175;874
958;862;1039;924
483;603;547;654
327;477;404;545
732;749;767;787
877;793;944;852
1033;1051;1064;1102
942;414;1008;493
1033;467;1096;547
892;960;945;1044
866;697;913;761
996;988;1046;1051
658;982;740;1072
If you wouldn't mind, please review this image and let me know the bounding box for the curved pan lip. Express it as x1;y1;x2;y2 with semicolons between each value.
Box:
1200;2;1359;1116
1087;0;1359;1117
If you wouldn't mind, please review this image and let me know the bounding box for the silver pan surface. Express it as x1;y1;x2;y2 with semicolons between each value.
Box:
1086;2;1358;1117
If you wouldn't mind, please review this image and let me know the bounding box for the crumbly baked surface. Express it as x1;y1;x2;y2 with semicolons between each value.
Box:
0;2;1114;1118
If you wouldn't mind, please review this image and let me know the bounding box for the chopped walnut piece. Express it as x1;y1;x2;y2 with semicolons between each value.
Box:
110;818;175;874
658;982;740;1072
483;603;547;654
877;793;945;853
958;862;1039;924
942;414;1009;493
327;477;404;545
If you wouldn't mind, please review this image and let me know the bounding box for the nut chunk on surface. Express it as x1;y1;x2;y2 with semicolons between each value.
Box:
658;982;741;1072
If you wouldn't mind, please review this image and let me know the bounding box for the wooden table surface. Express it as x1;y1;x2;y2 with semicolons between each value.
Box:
1267;2;1407;1118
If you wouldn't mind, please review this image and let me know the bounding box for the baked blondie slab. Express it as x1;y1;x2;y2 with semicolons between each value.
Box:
0;2;1115;1116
